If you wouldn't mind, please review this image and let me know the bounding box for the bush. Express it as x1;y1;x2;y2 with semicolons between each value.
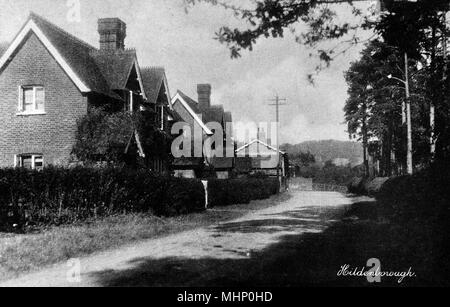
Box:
366;177;389;197
374;161;450;221
0;167;205;232
347;177;369;195
374;162;450;284
347;177;388;196
207;177;279;207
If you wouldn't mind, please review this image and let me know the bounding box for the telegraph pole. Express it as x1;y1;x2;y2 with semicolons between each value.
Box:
404;52;413;175
269;95;287;186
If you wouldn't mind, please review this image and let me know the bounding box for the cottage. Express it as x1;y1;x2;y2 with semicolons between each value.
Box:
171;84;234;178
0;13;172;171
235;138;288;179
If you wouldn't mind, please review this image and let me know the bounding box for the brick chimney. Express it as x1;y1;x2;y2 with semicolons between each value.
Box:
197;84;211;112
98;18;126;51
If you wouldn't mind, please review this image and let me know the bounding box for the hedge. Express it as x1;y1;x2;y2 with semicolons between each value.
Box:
207;177;279;207
347;177;389;197
0;167;205;231
376;164;450;221
347;177;369;195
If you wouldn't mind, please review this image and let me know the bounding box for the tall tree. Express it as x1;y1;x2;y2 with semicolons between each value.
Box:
344;40;418;176
187;0;450;162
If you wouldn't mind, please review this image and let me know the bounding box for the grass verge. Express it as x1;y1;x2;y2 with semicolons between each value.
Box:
0;193;290;282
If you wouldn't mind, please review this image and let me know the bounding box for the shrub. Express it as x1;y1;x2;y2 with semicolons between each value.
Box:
207;177;279;207
376;161;450;221
0;167;205;232
72;108;172;166
366;177;389;197
347;177;369;195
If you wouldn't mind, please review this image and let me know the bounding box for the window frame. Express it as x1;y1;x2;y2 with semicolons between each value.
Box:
18;85;46;115
15;154;44;170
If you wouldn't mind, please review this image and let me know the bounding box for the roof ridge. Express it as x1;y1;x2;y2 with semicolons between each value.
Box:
89;48;137;56
29;12;96;50
142;66;165;70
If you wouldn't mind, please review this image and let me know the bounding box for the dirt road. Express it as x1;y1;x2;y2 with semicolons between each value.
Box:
0;191;355;287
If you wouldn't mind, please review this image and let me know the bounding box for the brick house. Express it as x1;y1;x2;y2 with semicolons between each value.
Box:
171;84;235;178
0;13;173;171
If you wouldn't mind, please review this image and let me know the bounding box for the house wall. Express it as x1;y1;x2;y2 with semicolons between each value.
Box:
0;33;87;167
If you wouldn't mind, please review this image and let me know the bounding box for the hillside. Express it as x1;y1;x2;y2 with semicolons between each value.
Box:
281;140;363;166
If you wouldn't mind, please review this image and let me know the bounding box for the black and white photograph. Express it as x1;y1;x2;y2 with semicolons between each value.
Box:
0;0;449;293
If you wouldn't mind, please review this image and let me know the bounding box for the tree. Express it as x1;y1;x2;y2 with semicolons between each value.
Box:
72;108;173;167
185;1;446;62
187;0;450;162
344;39;437;176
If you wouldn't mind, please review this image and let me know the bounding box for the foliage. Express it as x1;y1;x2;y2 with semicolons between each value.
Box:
207;177;279;207
281;140;363;166
185;0;375;65
186;0;450;164
72;108;172;166
344;36;450;175
185;1;448;66
307;162;364;186
72;108;134;163
0;167;206;232
374;0;449;58
348;176;389;196
376;161;450;222
344;40;410;176
288;151;316;172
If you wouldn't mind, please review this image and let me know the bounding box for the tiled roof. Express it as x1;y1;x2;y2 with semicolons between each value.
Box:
29;13;115;98
3;13;166;102
90;49;137;90
202;105;224;125
141;67;165;104
176;90;200;113
172;89;235;139
173;91;227;126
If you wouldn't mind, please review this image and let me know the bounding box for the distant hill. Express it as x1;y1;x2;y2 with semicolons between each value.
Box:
281;140;363;166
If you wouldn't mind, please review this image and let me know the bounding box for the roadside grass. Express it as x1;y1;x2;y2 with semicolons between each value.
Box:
0;192;290;281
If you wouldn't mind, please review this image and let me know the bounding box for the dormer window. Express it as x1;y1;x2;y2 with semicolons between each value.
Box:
18;86;45;115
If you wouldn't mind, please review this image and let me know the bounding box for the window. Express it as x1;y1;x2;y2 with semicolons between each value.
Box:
19;86;45;114
15;154;44;171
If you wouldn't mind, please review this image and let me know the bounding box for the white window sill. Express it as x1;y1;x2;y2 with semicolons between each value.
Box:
16;111;47;116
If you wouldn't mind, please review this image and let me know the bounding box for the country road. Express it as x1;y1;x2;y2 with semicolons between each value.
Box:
0;191;358;287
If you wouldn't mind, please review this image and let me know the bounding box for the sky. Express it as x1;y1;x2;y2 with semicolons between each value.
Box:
0;0;375;144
